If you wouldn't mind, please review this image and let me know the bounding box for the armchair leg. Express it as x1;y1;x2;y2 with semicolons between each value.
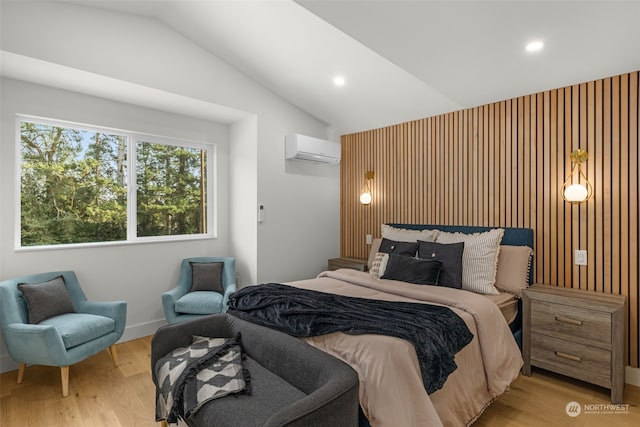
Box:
61;366;69;397
108;344;120;366
17;363;25;384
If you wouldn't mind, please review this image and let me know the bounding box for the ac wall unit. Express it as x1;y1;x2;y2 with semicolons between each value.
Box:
285;134;340;165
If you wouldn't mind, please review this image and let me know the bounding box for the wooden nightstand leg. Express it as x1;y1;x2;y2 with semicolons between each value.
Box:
611;389;621;404
522;294;532;376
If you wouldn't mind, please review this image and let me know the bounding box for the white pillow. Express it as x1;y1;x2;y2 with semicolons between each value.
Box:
369;252;390;278
436;228;505;295
381;224;439;243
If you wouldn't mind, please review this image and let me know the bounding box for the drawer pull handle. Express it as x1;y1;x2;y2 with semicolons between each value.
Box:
555;351;582;363
555;315;583;326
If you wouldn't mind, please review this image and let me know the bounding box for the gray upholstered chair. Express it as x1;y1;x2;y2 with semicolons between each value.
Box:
0;271;127;396
162;257;236;324
151;313;359;427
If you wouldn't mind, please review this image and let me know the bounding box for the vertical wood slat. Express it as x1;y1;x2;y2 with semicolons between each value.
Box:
629;72;639;367
604;79;613;296
595;80;604;294
587;81;596;293
571;85;580;289
340;71;640;368
565;86;574;289
613;76;621;297
550;90;558;286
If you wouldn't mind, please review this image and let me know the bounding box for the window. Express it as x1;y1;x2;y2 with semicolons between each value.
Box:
18;116;214;248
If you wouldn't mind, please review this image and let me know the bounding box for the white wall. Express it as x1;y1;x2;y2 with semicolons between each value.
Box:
230;115;258;286
0;1;339;371
0;78;231;371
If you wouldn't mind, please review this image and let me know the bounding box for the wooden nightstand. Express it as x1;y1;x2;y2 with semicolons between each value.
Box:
522;284;627;403
328;257;368;272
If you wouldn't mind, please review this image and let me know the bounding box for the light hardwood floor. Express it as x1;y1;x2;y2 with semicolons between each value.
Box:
1;336;639;426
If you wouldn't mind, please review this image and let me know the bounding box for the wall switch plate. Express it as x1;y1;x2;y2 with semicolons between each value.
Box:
366;234;373;245
575;249;587;266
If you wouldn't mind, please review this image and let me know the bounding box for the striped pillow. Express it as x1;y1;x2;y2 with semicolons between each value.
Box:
436;228;505;295
369;252;390;278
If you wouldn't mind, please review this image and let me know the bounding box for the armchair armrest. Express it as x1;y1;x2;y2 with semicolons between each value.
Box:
79;300;127;335
162;286;187;306
5;323;68;366
162;286;189;324
223;283;237;310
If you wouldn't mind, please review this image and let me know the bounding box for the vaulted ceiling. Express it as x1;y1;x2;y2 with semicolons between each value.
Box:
65;1;640;135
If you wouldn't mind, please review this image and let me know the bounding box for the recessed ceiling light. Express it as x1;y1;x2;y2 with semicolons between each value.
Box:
333;75;346;86
525;40;544;53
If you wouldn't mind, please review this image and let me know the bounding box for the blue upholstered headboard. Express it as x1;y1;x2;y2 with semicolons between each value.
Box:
388;224;534;284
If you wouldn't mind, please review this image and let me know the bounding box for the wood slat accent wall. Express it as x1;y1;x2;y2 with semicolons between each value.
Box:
340;71;640;368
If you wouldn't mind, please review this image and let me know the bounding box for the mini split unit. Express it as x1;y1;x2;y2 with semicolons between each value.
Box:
285;134;341;165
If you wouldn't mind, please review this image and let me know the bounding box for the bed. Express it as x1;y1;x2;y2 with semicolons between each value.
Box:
230;224;534;427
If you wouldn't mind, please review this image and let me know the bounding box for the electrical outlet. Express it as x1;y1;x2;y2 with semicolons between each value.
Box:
575;250;587;266
366;234;373;245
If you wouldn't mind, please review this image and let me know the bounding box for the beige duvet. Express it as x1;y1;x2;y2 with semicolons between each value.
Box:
287;269;523;427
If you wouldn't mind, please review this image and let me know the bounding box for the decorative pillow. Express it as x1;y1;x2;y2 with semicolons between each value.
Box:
17;276;76;324
417;241;465;289
381;254;442;285
436;228;505;295
190;262;224;293
378;238;419;256
369;252;390;278
381;224;439;243
495;245;533;297
367;238;383;270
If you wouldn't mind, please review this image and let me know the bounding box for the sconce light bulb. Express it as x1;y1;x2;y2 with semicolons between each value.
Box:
564;184;589;203
360;192;372;205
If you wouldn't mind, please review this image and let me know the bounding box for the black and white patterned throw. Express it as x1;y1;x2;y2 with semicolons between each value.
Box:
155;333;250;424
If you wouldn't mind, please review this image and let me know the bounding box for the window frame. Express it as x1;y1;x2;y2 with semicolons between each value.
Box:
15;114;217;251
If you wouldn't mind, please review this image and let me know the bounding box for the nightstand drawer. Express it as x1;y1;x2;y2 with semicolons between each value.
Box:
531;332;611;388
531;300;611;348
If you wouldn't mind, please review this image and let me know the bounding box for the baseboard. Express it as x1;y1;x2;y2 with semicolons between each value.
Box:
0;353;20;374
119;318;167;343
626;365;640;387
0;318;167;374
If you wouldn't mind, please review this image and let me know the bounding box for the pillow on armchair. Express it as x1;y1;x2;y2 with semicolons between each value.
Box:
190;262;224;293
17;276;76;324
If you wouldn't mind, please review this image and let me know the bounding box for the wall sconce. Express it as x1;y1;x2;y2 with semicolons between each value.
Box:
562;149;593;203
359;171;374;205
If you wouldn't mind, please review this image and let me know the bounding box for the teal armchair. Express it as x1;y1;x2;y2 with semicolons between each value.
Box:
162;257;236;324
0;271;127;396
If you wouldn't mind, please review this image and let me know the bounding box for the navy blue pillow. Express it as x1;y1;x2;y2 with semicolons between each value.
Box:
378;238;419;257
381;254;442;285
417;241;464;289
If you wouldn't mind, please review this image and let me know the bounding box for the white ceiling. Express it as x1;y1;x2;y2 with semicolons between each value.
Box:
64;0;640;135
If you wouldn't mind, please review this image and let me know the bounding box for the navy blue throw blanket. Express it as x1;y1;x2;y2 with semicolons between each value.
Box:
227;283;474;394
